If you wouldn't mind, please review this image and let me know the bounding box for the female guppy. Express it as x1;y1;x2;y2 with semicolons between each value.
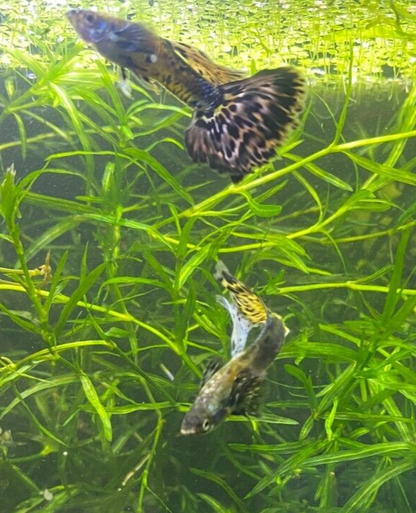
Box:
67;9;307;182
181;263;289;435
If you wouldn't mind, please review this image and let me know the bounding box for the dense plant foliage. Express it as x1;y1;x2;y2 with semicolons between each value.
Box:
1;1;416;512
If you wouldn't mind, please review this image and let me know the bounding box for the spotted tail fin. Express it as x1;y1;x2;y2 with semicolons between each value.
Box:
215;261;269;356
185;67;307;182
215;260;268;327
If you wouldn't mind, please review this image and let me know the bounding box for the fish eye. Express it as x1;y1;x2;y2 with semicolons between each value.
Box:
85;13;95;24
202;419;211;431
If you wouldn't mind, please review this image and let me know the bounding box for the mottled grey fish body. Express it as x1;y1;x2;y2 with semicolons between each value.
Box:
180;313;288;435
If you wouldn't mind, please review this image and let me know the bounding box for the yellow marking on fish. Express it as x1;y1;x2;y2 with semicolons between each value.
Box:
215;261;268;326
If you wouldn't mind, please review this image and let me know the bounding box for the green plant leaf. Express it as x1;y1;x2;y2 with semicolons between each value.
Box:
80;372;112;442
53;263;106;336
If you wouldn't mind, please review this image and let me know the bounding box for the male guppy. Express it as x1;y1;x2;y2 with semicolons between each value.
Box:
67;9;307;182
181;263;288;435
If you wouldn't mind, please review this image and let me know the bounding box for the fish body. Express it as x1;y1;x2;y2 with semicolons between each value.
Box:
66;10;241;108
180;312;288;435
67;9;307;182
181;262;289;435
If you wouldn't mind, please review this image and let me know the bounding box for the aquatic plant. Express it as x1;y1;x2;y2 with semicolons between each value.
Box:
1;1;416;512
2;0;416;80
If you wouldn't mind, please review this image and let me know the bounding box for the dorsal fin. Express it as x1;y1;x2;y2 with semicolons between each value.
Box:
200;357;223;389
171;41;245;86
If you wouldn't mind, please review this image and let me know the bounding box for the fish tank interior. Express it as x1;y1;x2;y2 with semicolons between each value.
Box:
1;0;416;512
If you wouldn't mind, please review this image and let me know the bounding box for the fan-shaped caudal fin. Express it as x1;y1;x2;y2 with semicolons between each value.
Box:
185;67;307;182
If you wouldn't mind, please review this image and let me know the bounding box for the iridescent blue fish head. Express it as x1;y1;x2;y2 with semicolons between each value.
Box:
66;9;116;44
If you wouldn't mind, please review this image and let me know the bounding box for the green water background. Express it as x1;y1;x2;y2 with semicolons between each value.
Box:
1;1;416;512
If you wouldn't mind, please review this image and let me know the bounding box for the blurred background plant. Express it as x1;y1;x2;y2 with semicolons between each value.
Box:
1;1;416;512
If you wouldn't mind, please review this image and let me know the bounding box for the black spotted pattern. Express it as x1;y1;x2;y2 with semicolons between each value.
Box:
217;267;268;325
185;67;307;182
228;369;264;416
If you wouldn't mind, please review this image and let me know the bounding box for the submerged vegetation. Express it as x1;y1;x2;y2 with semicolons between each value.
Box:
2;0;416;79
1;0;416;512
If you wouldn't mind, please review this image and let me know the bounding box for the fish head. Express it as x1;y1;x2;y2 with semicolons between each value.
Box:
180;402;227;436
66;9;129;44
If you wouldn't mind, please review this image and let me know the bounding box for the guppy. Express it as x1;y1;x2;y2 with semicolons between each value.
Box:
66;9;307;182
181;263;288;435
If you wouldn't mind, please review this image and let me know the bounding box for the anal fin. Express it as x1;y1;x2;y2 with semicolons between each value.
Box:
228;369;264;416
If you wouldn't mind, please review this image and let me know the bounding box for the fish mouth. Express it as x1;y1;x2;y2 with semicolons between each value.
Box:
180;426;198;436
